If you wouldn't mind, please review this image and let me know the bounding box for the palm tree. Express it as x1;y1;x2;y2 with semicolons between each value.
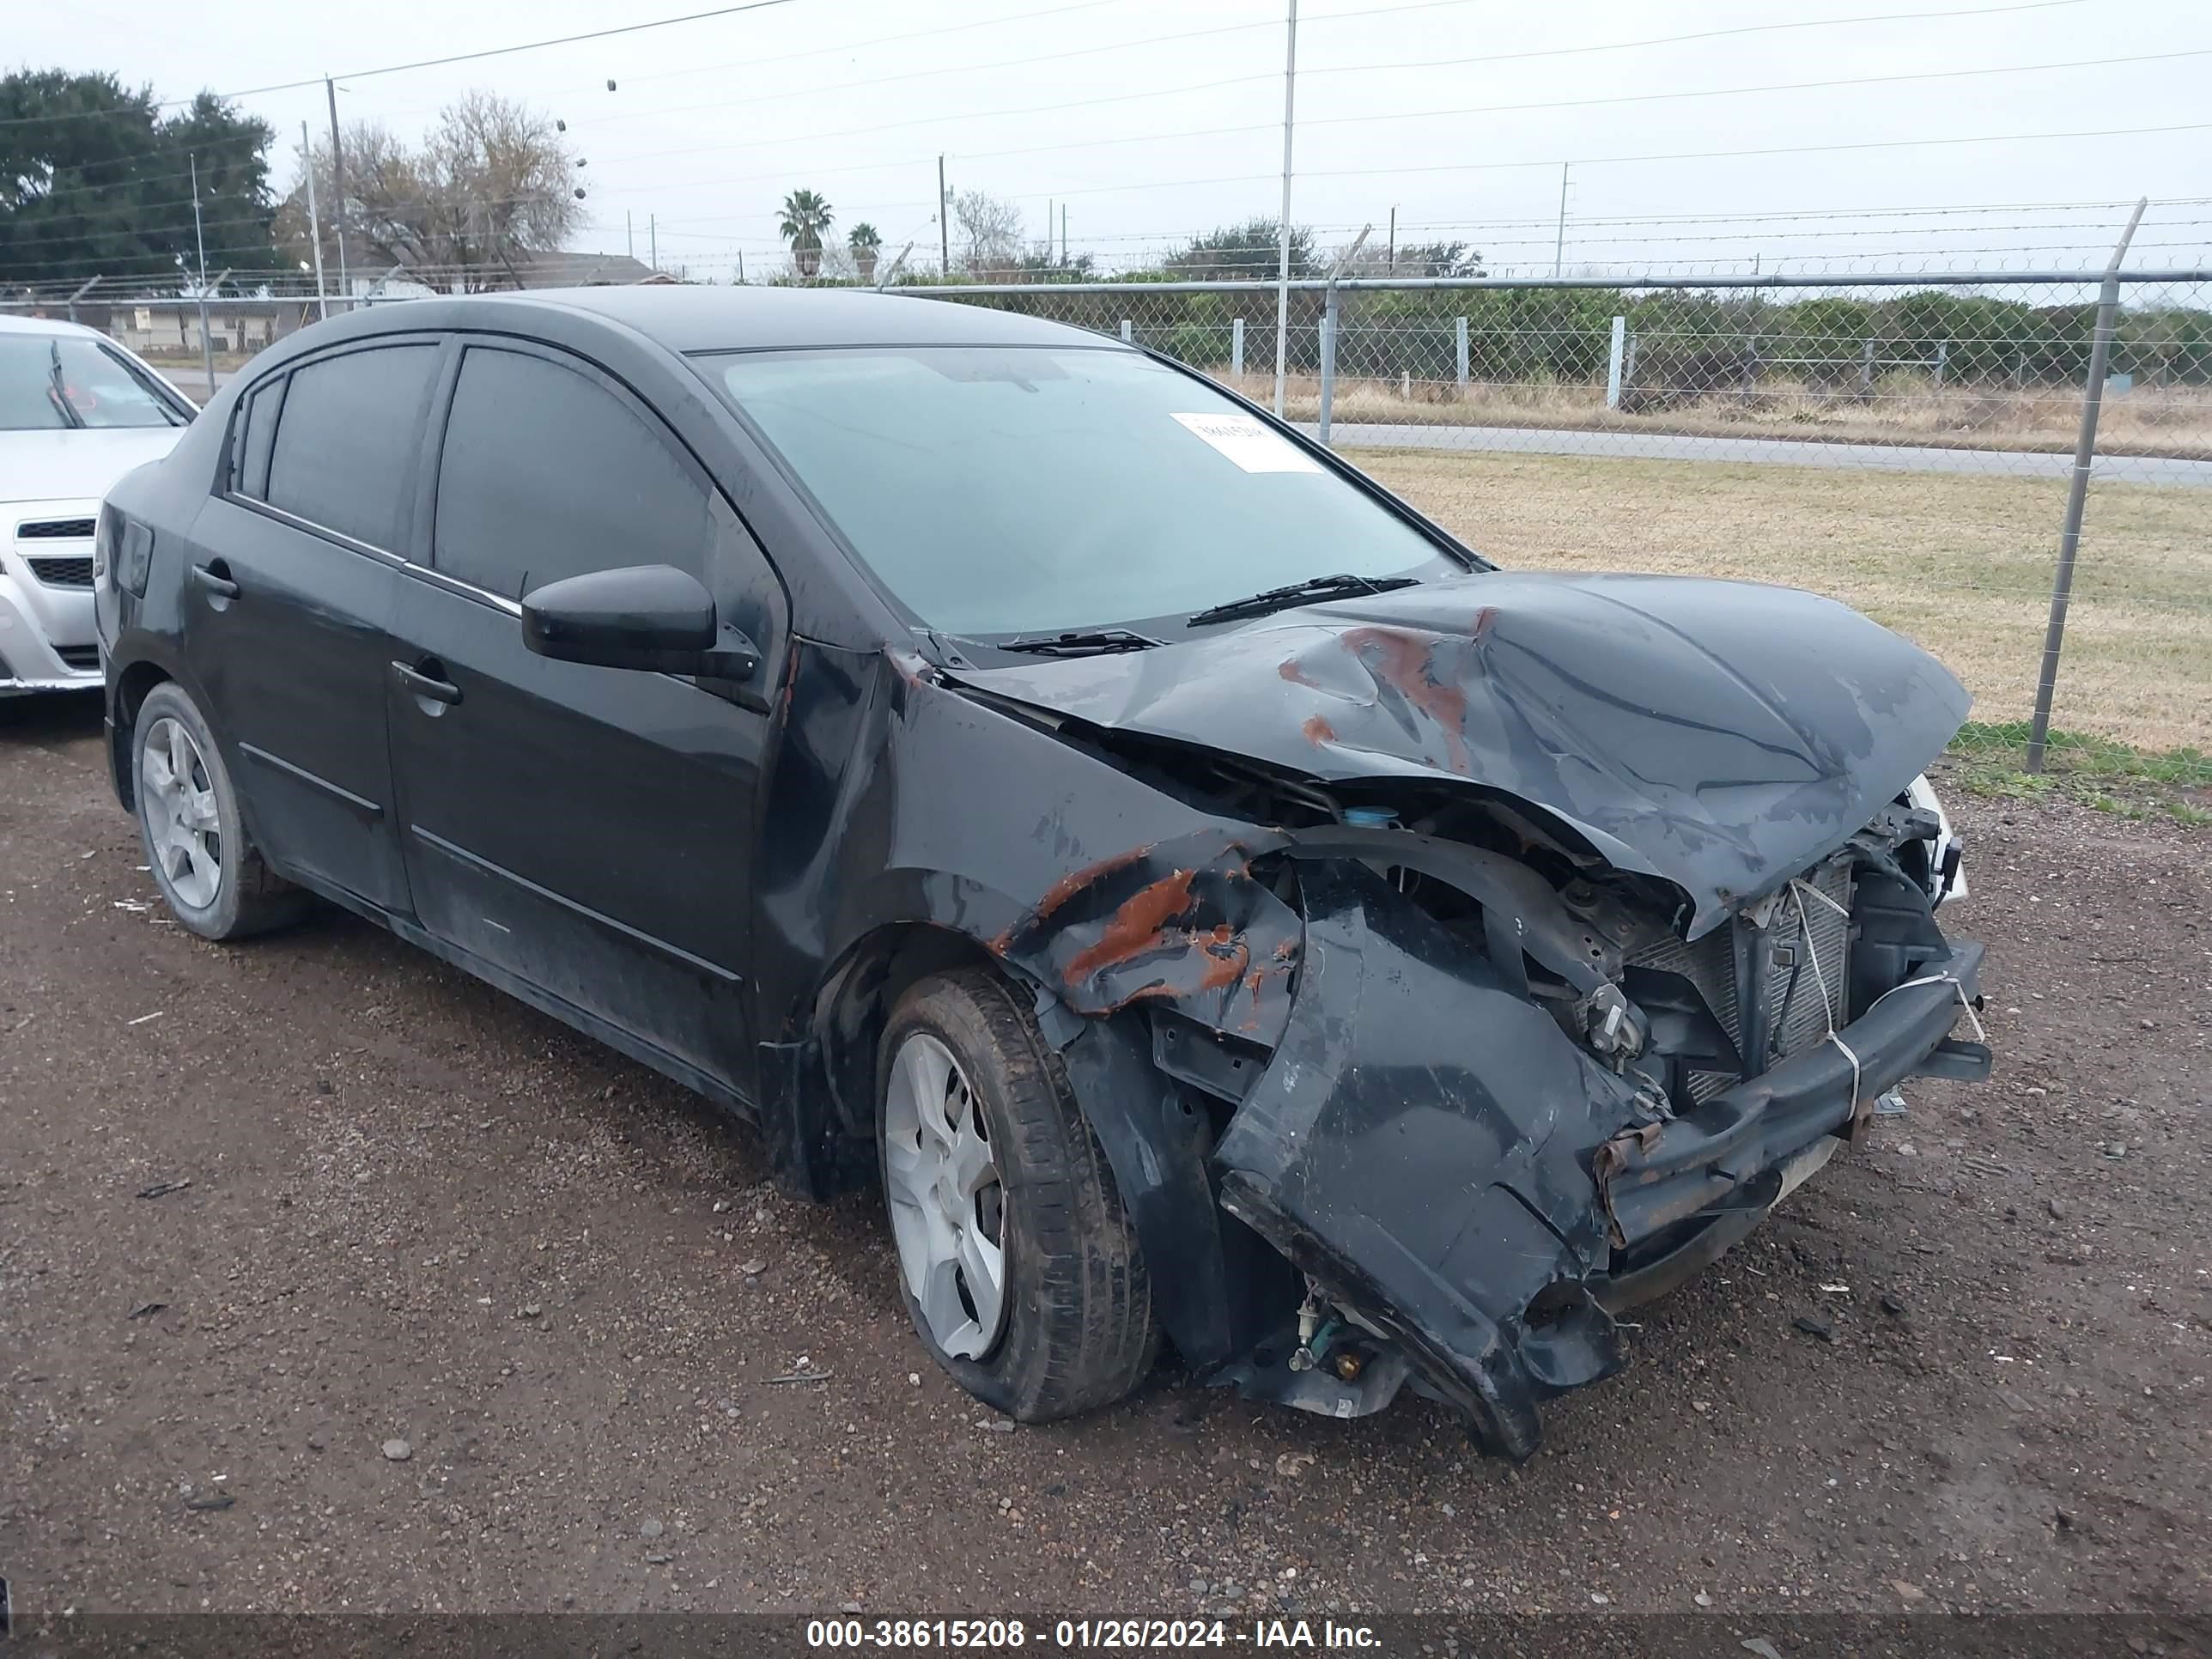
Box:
848;222;883;285
779;189;833;279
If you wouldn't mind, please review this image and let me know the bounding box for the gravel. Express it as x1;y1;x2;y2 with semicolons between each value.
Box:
3;696;2207;1615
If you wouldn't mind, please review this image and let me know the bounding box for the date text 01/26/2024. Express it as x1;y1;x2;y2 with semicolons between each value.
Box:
805;1619;1382;1650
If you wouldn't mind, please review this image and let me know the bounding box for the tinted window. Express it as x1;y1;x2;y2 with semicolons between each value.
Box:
433;347;712;599
230;377;283;500
265;344;437;549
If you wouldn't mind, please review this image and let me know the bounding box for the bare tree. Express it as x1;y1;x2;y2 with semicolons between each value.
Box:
276;93;581;292
952;189;1022;278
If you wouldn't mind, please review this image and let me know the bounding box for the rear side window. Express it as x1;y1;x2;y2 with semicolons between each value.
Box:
432;346;712;599
228;377;284;501
265;344;438;550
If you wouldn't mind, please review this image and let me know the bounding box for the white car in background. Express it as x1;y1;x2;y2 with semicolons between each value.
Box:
1;313;195;696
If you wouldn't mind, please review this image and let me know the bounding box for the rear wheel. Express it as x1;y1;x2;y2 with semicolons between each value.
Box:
133;682;308;941
878;968;1158;1420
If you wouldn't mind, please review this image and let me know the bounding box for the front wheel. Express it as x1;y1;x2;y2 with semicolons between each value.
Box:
133;682;309;941
878;968;1158;1420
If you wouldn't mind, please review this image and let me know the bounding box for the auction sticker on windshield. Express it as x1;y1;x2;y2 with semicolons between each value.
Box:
1170;411;1323;473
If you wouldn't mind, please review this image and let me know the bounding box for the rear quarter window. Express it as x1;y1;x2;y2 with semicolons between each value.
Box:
228;376;285;501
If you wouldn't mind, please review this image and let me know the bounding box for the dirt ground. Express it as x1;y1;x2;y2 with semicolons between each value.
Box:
3;692;2207;1627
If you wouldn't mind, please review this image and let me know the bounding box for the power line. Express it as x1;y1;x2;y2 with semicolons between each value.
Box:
1310;0;2087;80
0;0;804;127
1303;120;2212;181
547;41;2199;194
1294;46;2211;134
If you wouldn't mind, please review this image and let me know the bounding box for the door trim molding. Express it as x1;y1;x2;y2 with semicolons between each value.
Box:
408;824;745;987
237;741;386;817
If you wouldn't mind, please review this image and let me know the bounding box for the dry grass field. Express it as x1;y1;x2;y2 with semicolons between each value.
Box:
1222;374;2212;459
1354;447;2212;758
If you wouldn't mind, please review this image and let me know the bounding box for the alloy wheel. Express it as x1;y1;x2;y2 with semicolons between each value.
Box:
141;715;223;910
883;1031;1009;1359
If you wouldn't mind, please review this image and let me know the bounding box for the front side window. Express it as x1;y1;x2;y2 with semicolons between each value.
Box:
265;344;439;550
432;346;713;600
708;346;1464;638
0;332;191;432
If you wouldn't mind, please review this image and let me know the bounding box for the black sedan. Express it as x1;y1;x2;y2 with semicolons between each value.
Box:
94;286;1988;1457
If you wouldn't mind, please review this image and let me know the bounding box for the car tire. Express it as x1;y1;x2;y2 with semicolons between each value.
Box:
878;967;1158;1421
133;682;309;941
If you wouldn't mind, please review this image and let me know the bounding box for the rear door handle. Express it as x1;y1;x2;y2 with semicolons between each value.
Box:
191;562;240;599
390;660;462;706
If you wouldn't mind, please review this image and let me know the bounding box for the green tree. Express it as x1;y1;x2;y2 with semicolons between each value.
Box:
780;188;833;279
0;70;277;289
1164;219;1315;280
847;221;881;284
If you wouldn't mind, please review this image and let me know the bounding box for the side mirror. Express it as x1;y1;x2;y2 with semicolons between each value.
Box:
522;564;760;680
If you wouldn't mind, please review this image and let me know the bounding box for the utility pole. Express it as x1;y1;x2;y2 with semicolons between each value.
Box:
190;156;216;397
1272;0;1298;417
650;215;658;271
324;78;349;307
938;155;951;276
627;210;634;259
1388;204;1396;274
301;122;328;319
1047;199;1054;265
1060;204;1068;266
738;250;745;284
1553;161;1571;277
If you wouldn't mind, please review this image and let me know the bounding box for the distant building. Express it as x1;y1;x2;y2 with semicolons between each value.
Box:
347;250;674;298
112;301;312;356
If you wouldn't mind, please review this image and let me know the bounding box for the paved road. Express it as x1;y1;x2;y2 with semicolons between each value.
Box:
159;362;2212;487
1313;421;2212;485
4;693;2208;1626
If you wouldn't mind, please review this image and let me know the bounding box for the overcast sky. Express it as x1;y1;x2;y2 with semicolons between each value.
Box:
16;0;2211;278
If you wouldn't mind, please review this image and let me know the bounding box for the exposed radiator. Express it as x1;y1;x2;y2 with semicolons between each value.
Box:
1629;856;1854;1103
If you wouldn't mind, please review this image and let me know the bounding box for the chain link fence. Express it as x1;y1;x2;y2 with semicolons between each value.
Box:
9;268;2207;790
906;270;2212;790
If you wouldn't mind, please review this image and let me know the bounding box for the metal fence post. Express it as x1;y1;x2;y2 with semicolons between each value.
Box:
1455;315;1468;388
1605;315;1626;410
1316;225;1370;448
1317;295;1337;444
1120;319;1133;343
1231;317;1245;376
2026;198;2147;773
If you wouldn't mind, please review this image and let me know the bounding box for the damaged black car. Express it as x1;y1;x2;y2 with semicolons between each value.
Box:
94;287;1989;1458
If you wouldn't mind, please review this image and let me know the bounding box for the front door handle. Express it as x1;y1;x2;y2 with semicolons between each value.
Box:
390;660;462;706
191;562;240;599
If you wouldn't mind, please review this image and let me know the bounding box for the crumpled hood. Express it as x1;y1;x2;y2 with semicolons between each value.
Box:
948;570;1970;939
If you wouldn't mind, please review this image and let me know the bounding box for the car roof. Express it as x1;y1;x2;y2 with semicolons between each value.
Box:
0;312;110;341
480;283;1123;355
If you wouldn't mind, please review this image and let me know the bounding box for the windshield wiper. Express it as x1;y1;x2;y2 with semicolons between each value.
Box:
1185;572;1420;629
47;341;85;430
994;628;1163;657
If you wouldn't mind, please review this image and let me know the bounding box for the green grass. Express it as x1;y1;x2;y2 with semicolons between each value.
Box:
1943;720;2211;823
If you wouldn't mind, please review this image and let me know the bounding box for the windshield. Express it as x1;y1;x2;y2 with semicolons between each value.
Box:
708;345;1464;637
0;334;191;432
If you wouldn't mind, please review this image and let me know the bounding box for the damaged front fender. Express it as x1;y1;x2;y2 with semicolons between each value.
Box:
1212;859;1644;1460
